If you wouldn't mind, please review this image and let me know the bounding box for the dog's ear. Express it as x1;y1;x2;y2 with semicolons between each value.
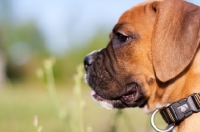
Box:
151;0;200;82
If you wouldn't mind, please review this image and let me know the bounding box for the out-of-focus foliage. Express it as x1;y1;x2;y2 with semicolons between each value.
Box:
1;17;109;84
1;21;50;81
0;0;110;84
0;0;50;82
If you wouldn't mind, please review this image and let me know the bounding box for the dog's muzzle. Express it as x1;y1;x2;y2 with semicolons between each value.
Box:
83;48;147;109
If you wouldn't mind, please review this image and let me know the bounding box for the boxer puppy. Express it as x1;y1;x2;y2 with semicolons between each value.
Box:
84;0;200;131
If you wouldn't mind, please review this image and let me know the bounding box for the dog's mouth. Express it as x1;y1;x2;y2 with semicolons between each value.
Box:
90;83;147;109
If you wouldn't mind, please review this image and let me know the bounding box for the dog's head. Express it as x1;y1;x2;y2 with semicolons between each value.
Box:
84;0;200;111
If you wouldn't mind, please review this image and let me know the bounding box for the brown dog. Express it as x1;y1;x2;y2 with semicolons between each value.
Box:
84;0;200;131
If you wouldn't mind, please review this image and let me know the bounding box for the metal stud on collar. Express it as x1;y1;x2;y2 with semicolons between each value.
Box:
151;109;175;132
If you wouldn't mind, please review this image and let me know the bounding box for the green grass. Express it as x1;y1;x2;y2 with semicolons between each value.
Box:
0;85;167;132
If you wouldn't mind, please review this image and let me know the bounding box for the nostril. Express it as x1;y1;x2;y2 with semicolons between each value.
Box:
83;55;93;71
83;50;100;71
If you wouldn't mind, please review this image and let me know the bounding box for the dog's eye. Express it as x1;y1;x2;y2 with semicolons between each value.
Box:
116;32;128;43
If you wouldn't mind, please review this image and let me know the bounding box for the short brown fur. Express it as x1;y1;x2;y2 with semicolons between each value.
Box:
133;1;200;131
84;0;200;131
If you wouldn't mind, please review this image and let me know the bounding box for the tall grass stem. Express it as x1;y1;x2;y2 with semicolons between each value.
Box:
73;64;85;132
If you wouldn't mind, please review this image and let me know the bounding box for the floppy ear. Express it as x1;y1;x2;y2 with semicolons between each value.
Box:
151;0;200;82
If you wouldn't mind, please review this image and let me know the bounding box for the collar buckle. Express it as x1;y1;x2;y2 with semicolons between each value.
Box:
160;93;200;125
187;93;200;112
151;93;200;132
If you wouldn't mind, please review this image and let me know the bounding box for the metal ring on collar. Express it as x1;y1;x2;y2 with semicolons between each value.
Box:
151;109;175;132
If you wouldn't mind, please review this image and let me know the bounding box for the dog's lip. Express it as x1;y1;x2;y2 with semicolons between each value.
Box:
121;91;137;105
121;84;138;105
90;86;139;107
91;90;127;108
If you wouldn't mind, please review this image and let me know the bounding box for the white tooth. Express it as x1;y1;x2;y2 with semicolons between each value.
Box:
99;101;114;110
84;74;88;84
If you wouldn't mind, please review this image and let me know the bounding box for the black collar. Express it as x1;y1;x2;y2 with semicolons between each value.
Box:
160;93;200;125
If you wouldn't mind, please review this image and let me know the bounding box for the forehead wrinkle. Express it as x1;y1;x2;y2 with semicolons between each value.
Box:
112;22;130;33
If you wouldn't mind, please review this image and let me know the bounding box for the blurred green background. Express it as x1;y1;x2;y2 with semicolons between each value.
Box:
1;0;199;132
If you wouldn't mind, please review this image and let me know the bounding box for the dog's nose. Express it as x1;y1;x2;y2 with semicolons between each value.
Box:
84;50;100;71
84;55;94;71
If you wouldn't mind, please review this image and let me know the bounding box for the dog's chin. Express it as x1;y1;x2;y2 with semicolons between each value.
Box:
90;84;147;109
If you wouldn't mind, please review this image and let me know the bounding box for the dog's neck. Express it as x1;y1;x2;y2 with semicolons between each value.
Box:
163;47;200;131
173;46;200;131
175;113;200;132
